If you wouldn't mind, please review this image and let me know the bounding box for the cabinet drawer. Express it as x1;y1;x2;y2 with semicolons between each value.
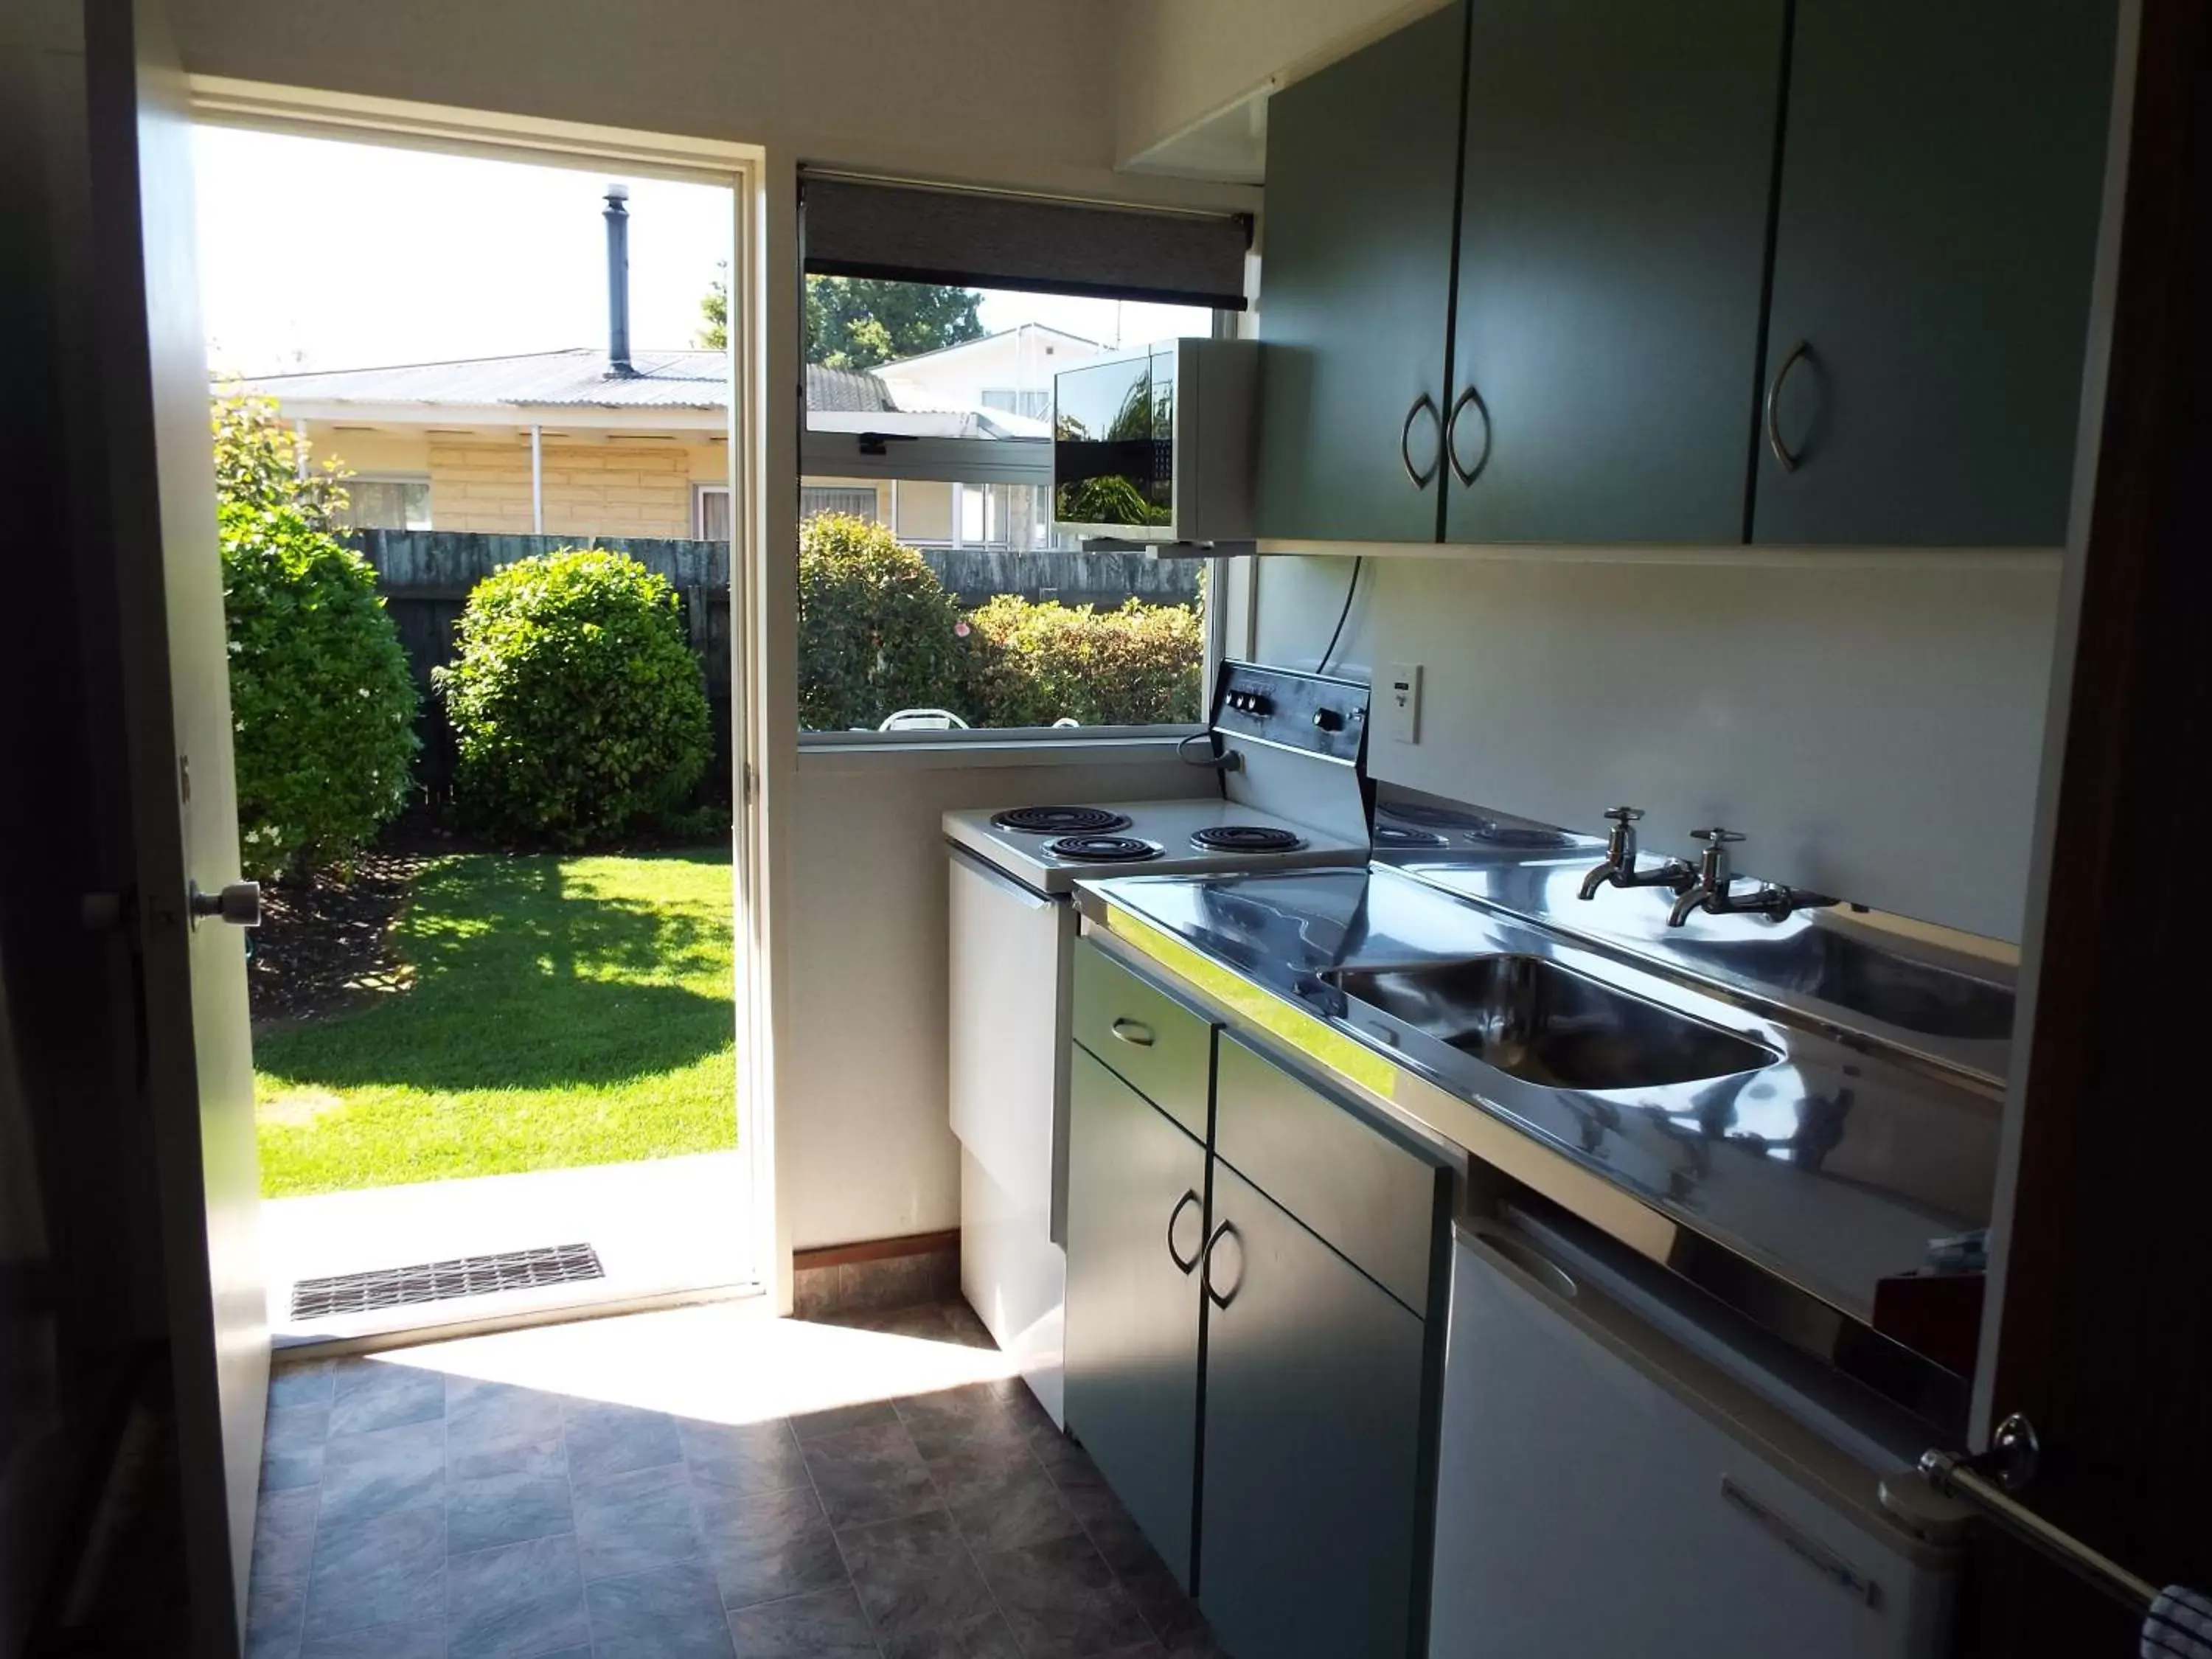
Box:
1071;940;1211;1141
1214;1033;1447;1314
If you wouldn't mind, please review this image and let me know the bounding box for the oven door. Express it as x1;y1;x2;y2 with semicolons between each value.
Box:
947;849;1077;1240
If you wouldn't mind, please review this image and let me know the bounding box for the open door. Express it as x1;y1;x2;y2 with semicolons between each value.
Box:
83;0;268;1648
1962;1;2212;1650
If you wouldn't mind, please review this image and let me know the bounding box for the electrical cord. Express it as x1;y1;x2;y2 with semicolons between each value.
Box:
1178;731;1234;768
1318;556;1365;674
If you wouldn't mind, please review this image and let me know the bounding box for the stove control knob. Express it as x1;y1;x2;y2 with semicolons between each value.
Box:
1313;707;1344;733
1245;694;1272;717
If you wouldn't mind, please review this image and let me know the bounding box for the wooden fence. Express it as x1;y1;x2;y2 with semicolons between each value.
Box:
351;530;1202;793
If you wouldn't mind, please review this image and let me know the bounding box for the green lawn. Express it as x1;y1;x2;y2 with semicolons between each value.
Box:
254;849;737;1197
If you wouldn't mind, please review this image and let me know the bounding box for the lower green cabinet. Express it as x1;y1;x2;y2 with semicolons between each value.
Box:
1063;1043;1208;1587
1198;1160;1430;1659
1063;987;1449;1657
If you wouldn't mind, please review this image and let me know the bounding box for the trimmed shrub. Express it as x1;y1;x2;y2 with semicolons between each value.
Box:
960;596;1204;728
435;549;712;846
797;512;964;730
221;501;419;882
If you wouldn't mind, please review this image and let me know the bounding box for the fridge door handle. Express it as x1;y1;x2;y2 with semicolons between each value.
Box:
1719;1476;1878;1605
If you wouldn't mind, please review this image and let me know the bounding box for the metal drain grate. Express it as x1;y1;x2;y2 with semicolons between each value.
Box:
289;1243;605;1320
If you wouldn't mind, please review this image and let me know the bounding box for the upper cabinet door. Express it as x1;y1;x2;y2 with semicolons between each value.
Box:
1753;0;2119;546
1254;4;1466;545
1445;0;1785;545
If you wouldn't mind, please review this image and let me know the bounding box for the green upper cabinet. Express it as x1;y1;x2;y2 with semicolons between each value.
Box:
1753;0;2119;546
1444;0;1784;544
1253;4;1467;544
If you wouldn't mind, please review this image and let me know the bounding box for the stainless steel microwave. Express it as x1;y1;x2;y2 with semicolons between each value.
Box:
1051;338;1258;546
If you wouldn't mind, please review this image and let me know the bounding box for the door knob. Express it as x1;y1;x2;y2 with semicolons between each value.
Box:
189;880;262;928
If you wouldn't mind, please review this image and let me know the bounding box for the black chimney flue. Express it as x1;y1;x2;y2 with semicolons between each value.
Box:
603;183;635;377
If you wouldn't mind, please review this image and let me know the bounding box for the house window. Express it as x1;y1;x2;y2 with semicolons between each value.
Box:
800;485;878;522
695;484;731;540
340;476;431;531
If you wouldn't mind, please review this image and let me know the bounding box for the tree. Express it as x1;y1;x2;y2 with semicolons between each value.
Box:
697;271;986;369
211;392;417;879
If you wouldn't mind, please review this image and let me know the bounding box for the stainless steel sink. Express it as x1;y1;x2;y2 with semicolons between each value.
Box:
1327;955;1775;1091
1669;928;2014;1042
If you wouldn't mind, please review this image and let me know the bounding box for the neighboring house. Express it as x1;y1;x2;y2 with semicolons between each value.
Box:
231;322;1115;547
871;322;1107;425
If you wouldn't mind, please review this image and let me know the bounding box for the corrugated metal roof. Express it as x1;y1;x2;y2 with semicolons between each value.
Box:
232;349;943;419
806;364;899;413
232;348;727;410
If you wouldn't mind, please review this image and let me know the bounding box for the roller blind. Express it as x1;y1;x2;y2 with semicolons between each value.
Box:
801;175;1251;310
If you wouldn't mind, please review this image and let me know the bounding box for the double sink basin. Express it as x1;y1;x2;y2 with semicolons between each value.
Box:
1329;922;2011;1093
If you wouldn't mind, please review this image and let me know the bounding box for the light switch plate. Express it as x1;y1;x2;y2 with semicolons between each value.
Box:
1382;663;1422;744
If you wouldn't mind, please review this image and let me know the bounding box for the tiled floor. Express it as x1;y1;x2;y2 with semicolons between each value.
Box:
247;1298;1224;1659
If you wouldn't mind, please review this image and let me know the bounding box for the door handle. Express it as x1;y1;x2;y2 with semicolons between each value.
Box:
1764;339;1812;473
1110;1018;1155;1048
1444;383;1492;486
1200;1220;1243;1309
1165;1190;1203;1275
1399;392;1442;489
189;880;262;928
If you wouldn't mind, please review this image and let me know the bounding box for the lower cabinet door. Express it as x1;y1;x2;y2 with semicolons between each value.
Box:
1063;1044;1208;1587
1200;1160;1427;1659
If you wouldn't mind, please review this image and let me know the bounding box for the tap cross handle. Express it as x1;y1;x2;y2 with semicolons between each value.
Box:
1688;826;1744;887
1604;806;1645;824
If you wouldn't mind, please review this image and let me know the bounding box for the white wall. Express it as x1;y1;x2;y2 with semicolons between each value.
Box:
175;0;1251;212
1113;0;1450;170
1255;552;2062;942
783;753;1192;1249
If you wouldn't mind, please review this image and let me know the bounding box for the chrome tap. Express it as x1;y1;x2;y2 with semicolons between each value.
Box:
1577;807;1696;901
1666;827;1803;926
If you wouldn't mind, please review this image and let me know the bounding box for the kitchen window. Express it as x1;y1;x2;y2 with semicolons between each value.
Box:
796;175;1248;745
338;475;431;531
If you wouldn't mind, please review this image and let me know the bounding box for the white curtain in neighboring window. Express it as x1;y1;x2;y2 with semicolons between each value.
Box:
697;487;733;540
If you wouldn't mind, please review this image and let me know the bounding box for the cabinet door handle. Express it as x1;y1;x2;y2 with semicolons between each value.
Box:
1764;339;1812;473
1200;1220;1243;1309
1444;383;1492;486
1165;1190;1204;1275
1109;1018;1155;1048
1399;392;1442;489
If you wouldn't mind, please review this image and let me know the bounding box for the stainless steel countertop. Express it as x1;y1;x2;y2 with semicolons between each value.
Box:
1074;864;2003;1336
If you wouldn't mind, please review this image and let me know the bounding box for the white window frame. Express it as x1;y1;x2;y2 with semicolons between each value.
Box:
796;425;1225;749
342;471;434;531
694;481;733;540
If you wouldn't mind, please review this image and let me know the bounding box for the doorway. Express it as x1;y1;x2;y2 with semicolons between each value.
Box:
187;108;768;1346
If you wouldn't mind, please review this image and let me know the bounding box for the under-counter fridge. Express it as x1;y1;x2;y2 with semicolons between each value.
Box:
1431;1219;1958;1658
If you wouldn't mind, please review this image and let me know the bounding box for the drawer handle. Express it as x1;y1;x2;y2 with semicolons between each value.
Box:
1200;1220;1243;1310
1764;338;1812;473
1719;1476;1878;1604
1166;1190;1204;1275
1110;1018;1155;1048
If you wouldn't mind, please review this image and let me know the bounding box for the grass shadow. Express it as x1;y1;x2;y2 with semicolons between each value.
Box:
254;849;734;1093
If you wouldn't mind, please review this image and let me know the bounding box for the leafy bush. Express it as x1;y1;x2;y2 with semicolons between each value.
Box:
436;550;712;846
797;512;964;730
960;596;1203;728
212;391;417;881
